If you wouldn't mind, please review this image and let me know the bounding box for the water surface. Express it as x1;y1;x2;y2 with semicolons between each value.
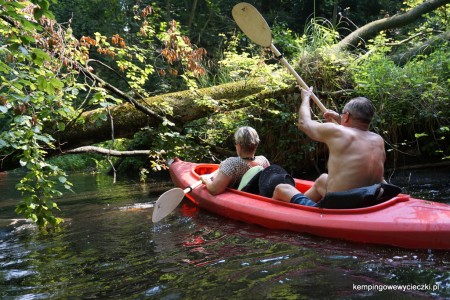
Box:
0;168;449;299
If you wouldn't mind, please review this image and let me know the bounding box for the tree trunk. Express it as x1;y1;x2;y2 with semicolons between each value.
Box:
56;79;288;150
333;0;450;52
332;0;338;27
187;0;198;30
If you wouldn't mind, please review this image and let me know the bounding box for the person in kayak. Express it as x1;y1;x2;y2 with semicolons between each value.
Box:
273;87;386;206
200;126;270;195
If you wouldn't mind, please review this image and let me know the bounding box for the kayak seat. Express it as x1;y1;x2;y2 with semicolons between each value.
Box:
316;183;402;209
238;166;264;194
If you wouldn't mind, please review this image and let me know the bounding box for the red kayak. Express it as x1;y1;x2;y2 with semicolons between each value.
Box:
169;158;450;250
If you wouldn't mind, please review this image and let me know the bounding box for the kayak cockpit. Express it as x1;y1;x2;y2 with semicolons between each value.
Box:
190;163;409;213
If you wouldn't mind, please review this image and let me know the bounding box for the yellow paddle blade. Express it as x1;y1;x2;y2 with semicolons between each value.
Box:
232;3;330;116
152;188;185;222
232;2;272;47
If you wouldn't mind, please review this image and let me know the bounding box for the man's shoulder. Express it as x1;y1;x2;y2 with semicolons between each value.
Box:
365;130;384;141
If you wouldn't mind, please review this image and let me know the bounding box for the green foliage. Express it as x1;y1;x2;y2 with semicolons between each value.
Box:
271;22;303;59
0;1;212;228
49;153;111;172
203;33;290;87
293;18;354;103
15;162;72;228
0;0;74;228
351;32;450;157
403;0;450;31
139;167;149;183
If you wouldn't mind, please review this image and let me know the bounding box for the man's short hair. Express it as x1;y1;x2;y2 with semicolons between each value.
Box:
344;97;375;124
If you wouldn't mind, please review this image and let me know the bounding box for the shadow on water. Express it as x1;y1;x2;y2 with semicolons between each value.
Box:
0;169;449;299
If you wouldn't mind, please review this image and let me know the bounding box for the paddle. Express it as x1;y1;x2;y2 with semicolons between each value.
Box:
152;179;203;222
232;2;330;115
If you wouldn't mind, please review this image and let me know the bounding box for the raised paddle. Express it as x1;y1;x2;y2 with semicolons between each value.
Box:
232;2;330;115
152;179;203;222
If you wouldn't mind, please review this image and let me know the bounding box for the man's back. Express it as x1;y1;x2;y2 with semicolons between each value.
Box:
325;126;385;193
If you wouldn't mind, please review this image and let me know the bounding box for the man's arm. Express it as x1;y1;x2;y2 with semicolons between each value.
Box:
298;88;340;142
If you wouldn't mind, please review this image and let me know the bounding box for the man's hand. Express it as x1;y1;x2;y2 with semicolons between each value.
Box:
301;86;313;102
323;110;340;123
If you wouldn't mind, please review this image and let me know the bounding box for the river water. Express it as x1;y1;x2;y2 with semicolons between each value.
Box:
0;167;449;299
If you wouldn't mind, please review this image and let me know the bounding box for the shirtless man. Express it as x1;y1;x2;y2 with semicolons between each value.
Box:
273;87;386;206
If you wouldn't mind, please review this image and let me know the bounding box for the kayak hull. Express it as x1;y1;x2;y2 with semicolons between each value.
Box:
169;158;450;250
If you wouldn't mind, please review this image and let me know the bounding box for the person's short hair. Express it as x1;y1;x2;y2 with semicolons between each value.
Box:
234;126;260;153
343;97;374;124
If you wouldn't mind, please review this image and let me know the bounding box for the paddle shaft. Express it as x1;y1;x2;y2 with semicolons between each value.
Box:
270;44;328;114
183;179;203;194
232;3;335;121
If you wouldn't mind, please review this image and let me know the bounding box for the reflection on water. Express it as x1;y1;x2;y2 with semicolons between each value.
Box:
388;166;450;203
0;169;449;299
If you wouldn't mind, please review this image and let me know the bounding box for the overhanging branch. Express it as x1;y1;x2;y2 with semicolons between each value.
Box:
333;0;450;52
64;146;151;157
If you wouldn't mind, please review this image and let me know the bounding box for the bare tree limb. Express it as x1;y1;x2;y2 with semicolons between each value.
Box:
79;60;167;124
64;146;152;157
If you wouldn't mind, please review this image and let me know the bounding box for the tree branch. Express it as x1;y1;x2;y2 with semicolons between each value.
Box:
334;0;450;52
80;60;166;124
390;31;450;65
64;146;152;157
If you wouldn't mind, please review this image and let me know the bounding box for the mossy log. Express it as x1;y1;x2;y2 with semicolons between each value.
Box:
57;79;291;150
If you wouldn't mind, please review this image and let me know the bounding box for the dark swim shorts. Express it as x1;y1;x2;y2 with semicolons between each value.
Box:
291;193;317;207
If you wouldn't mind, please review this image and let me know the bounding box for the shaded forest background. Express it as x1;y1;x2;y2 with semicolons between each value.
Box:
50;0;450;171
0;0;449;227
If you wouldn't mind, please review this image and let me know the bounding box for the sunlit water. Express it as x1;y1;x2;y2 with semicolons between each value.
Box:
0;167;449;299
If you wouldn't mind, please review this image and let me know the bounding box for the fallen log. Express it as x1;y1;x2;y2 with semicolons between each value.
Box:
56;79;289;150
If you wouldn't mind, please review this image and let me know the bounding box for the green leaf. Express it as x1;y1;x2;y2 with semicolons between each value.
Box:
0;61;11;73
58;176;67;183
33;7;44;20
37;75;48;91
31;49;51;66
57;122;66;131
35;134;51;144
49;78;64;90
414;133;428;139
30;214;38;222
20;35;36;45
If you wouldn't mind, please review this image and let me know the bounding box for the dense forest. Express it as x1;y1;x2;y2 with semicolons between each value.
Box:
0;0;449;228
